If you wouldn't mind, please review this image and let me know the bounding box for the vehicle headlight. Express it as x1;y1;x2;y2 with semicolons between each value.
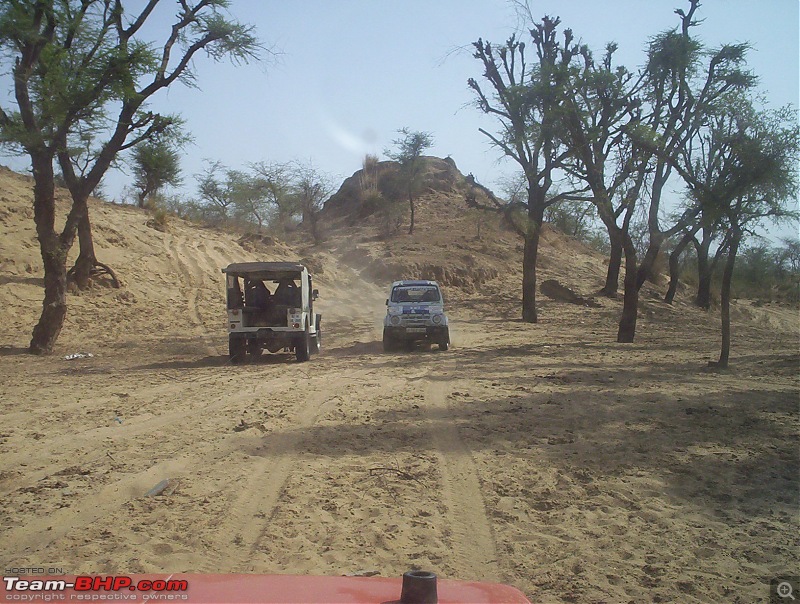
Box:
432;314;442;325
390;315;401;326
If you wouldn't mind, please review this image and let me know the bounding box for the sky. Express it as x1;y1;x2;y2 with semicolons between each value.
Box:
1;0;798;235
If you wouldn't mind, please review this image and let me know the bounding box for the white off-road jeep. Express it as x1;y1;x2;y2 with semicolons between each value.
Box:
223;262;321;363
383;280;450;352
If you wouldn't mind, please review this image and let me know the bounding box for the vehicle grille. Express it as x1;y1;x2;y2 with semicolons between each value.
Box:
400;314;430;327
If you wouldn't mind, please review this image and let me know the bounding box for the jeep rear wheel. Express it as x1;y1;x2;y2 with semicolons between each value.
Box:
229;335;246;363
296;326;311;362
247;339;262;359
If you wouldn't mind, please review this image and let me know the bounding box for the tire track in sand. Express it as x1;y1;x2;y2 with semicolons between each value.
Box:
162;233;218;356
0;370;302;499
2;421;260;557
423;365;500;581
202;372;350;572
1;365;312;557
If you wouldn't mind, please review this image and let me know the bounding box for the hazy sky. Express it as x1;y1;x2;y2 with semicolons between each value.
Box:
1;0;798;224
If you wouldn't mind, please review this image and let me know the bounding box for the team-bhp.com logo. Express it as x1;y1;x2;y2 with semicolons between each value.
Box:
3;576;189;599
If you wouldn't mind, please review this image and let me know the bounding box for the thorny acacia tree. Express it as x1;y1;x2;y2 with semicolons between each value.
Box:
469;19;589;323
558;0;760;341
249;161;297;234
196;160;238;221
131;135;187;209
617;0;757;341
229;168;272;230
667;96;798;367
195;161;306;234
384;127;433;236
0;0;260;354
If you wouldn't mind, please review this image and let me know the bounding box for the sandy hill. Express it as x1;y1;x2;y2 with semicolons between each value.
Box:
313;156;624;300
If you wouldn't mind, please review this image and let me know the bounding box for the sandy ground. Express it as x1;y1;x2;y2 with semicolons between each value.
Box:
0;169;798;603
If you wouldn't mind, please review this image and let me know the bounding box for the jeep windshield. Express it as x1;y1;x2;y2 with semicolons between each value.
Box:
391;285;441;304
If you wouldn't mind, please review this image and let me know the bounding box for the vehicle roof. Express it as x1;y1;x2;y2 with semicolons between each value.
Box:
391;280;440;287
223;262;307;279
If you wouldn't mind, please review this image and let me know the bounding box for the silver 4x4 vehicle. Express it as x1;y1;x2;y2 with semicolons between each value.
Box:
383;280;450;352
223;262;321;363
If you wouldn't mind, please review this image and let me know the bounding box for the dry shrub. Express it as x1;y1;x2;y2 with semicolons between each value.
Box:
359;154;380;194
146;206;169;232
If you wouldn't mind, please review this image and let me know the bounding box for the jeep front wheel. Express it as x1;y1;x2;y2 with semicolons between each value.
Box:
382;329;396;353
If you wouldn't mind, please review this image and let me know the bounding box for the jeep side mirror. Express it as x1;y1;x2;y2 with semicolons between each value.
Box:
385;299;389;306
312;289;319;301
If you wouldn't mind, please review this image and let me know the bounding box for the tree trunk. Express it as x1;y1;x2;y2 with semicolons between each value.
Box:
617;241;639;342
70;210;96;289
522;203;544;323
695;236;712;309
696;270;711;309
636;233;664;291
664;244;684;304
408;192;415;235
600;228;623;297
30;244;68;354
29;154;81;354
307;210;320;245
716;230;741;368
664;231;695;304
68;198;120;289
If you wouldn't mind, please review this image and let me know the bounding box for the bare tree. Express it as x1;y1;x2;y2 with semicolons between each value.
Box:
293;162;334;245
469;21;589;322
